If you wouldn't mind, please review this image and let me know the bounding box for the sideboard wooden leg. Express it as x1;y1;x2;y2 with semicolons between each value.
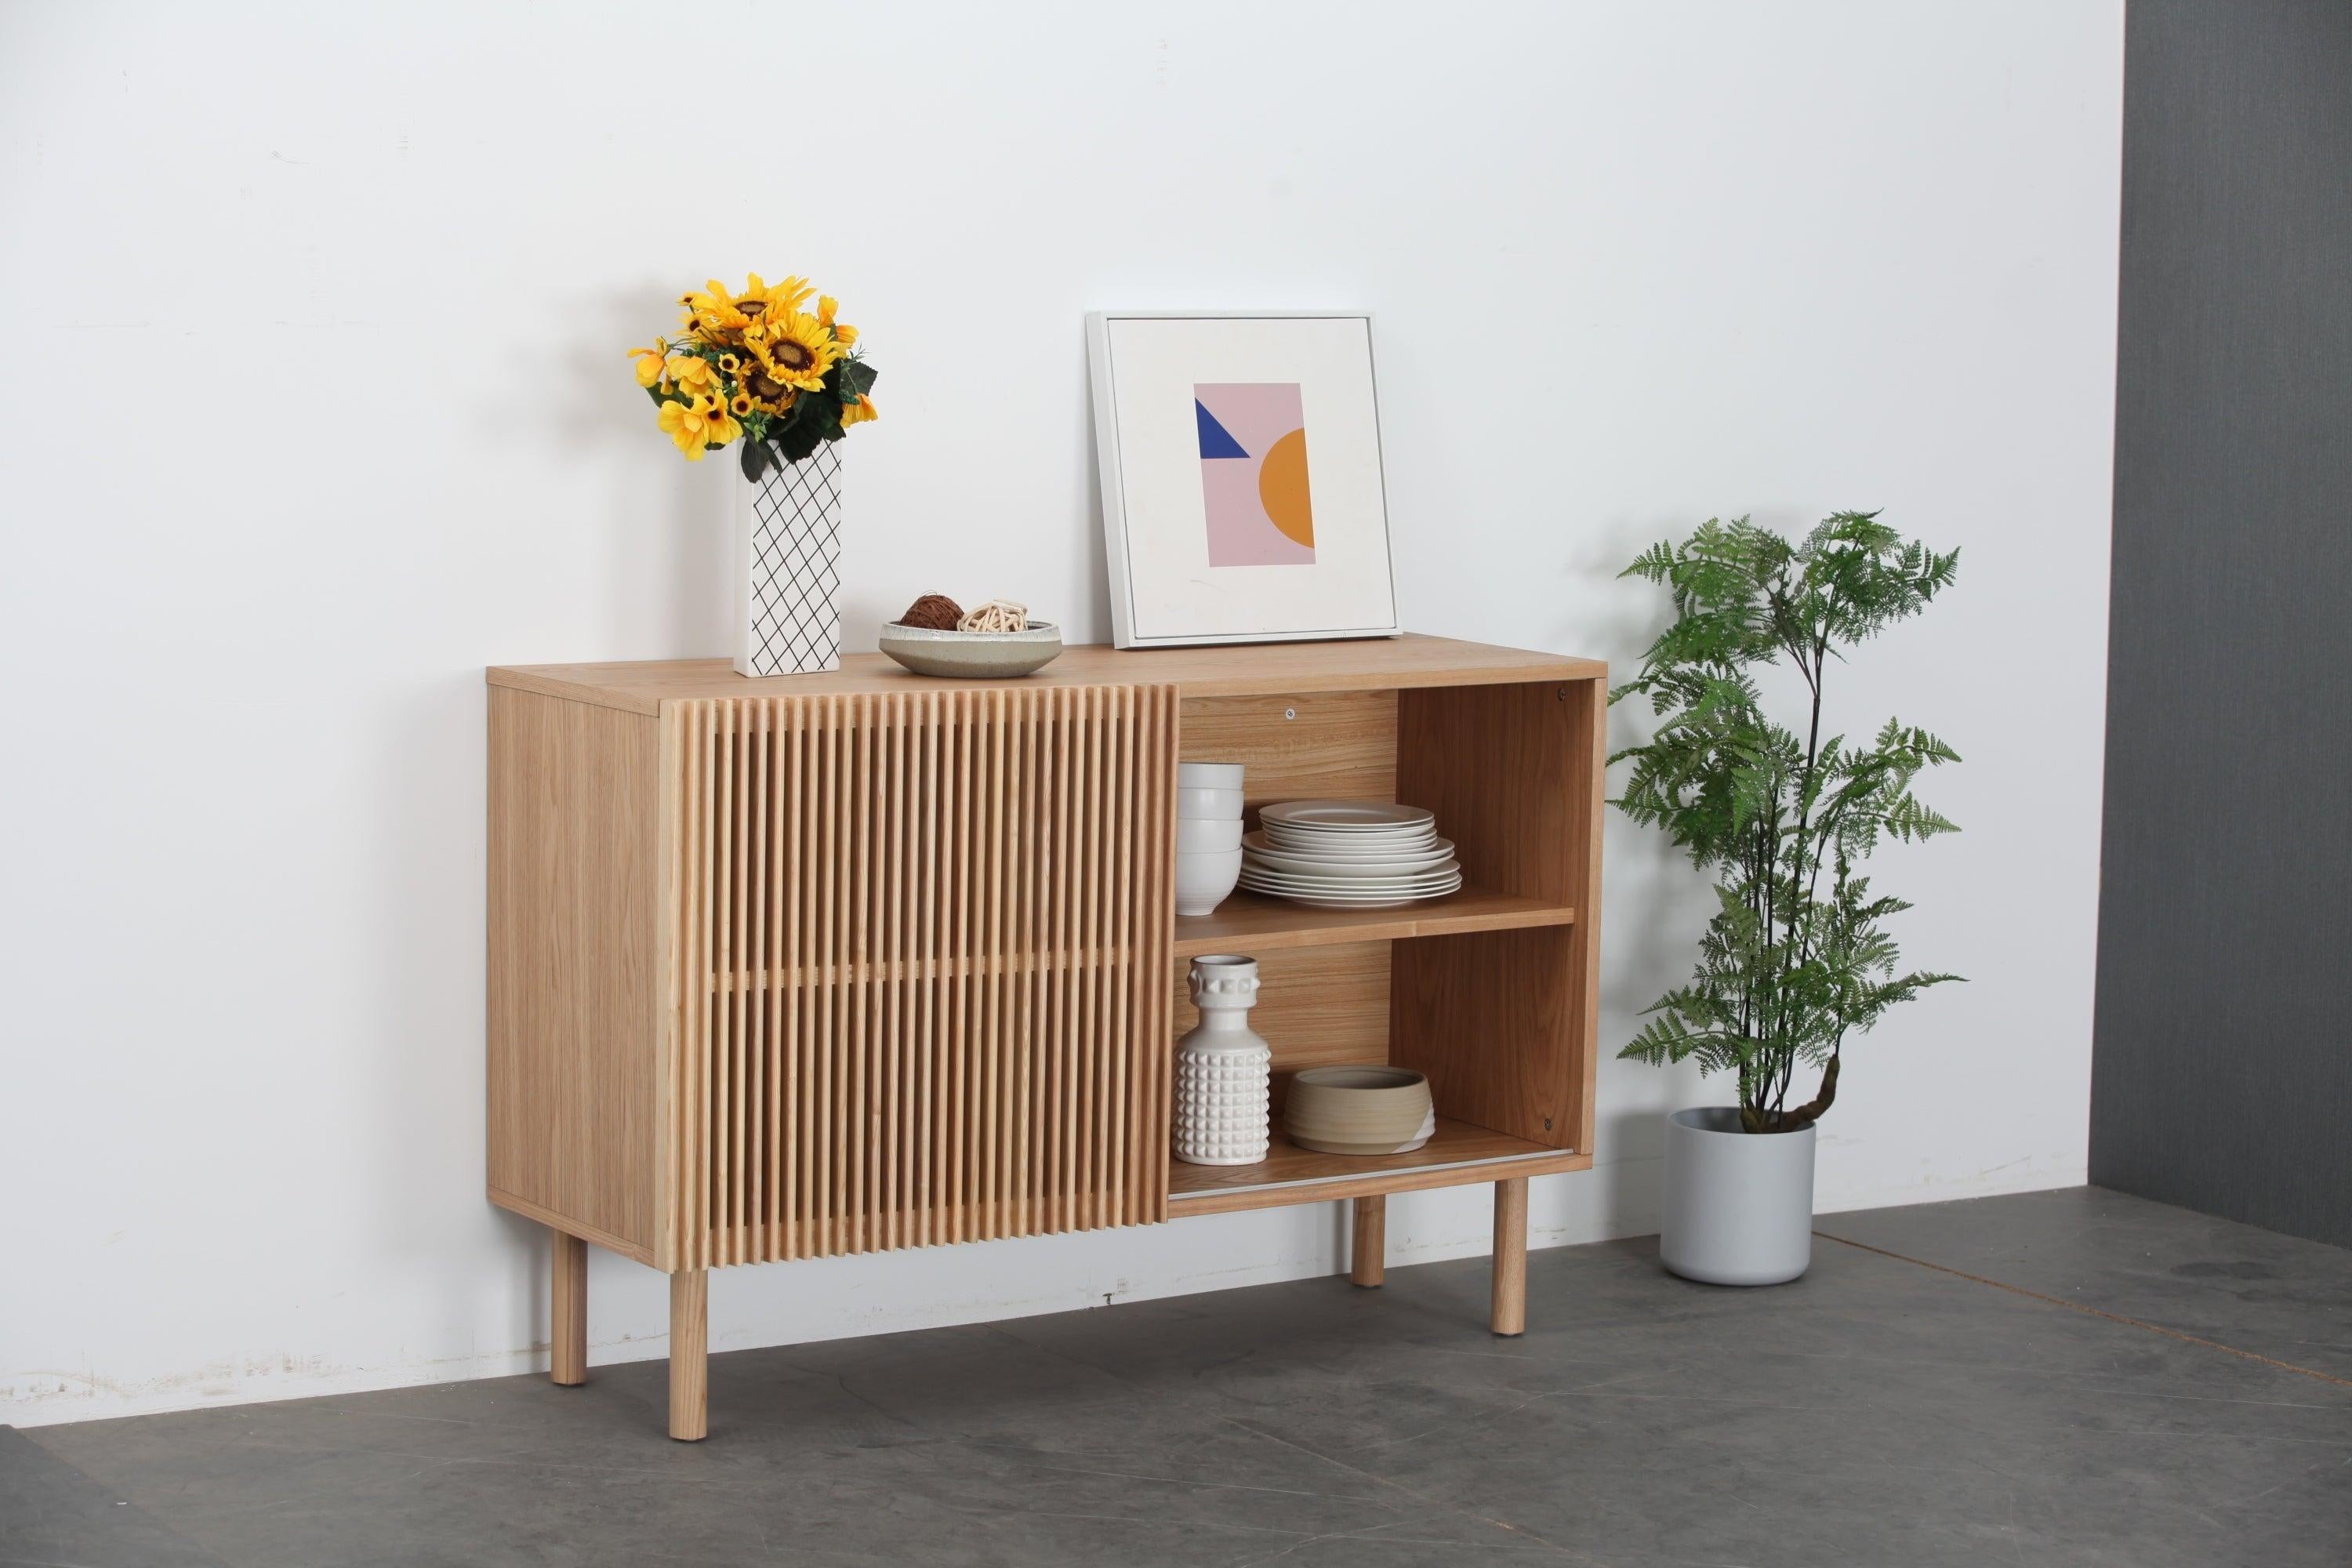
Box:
669;1270;709;1442
1350;1196;1387;1287
1490;1178;1528;1336
550;1229;588;1386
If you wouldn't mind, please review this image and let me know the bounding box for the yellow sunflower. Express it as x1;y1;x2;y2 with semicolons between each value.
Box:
831;321;858;347
728;388;755;419
628;341;669;387
656;394;739;459
738;362;797;416
747;310;842;393
677;281;751;340
840;393;878;426
734;272;815;328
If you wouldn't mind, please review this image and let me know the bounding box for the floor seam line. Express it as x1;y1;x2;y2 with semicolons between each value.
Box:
1813;1229;2352;1390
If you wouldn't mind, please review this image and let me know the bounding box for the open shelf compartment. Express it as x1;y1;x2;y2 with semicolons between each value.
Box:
1160;676;1605;1214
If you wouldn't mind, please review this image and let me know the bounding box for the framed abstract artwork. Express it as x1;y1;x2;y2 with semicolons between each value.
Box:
1087;311;1400;648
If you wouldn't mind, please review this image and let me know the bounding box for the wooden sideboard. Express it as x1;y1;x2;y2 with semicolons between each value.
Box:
486;634;1604;1439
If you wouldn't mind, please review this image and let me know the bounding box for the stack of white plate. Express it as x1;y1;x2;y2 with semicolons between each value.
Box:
1240;800;1462;910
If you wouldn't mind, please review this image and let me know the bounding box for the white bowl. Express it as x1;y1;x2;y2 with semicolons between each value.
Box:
1176;786;1244;820
1177;761;1245;790
1174;849;1243;916
877;620;1062;679
1178;817;1243;853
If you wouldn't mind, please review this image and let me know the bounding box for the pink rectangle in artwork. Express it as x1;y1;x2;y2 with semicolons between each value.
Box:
1196;382;1314;567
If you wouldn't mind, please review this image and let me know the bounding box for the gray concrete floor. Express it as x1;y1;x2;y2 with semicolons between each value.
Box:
6;1186;2351;1566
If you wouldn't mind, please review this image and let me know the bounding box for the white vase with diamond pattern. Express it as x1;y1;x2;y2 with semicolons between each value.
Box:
1174;955;1271;1167
733;441;844;677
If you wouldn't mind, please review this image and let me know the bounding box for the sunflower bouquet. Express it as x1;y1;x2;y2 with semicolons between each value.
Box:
630;273;878;481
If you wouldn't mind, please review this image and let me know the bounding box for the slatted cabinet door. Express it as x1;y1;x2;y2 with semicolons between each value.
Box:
664;684;1178;1270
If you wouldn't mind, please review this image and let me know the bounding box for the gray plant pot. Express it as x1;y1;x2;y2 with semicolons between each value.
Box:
1660;1107;1817;1286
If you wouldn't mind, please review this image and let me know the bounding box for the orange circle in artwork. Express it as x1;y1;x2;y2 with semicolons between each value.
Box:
1258;427;1315;547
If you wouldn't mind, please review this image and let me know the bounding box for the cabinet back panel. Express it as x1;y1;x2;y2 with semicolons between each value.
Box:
675;686;1177;1267
1172;942;1391;1112
1178;690;1396;825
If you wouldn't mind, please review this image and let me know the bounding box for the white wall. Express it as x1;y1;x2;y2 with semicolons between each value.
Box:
0;1;2123;1425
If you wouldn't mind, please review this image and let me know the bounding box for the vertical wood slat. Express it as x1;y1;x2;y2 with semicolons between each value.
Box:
792;699;812;1258
817;698;836;1258
1077;691;1091;1232
881;691;901;1253
768;700;790;1261
699;698;711;1272
1113;685;1136;1224
988;691;1010;1239
913;692;931;1247
855;694;874;1253
667;685;1174;1265
1018;691;1042;1235
727;698;746;1265
1058;687;1080;1231
951;691;971;1243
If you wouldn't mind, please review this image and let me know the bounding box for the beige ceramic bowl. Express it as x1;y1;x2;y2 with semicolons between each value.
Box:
879;620;1062;679
1283;1065;1435;1156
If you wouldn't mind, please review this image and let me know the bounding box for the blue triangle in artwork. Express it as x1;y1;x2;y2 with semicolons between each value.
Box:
1195;398;1249;459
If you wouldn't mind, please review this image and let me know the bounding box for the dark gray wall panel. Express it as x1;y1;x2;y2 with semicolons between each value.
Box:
2091;0;2352;1244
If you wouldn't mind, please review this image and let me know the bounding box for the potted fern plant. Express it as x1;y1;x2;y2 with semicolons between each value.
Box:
1612;512;1962;1285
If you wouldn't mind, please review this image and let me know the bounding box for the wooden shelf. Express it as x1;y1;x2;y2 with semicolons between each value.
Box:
1166;1117;1590;1216
1174;887;1574;957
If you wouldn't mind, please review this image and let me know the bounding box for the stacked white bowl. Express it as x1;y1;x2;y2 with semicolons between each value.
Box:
1174;762;1244;916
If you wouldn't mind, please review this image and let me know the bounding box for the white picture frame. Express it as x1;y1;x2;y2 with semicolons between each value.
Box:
1087;310;1401;648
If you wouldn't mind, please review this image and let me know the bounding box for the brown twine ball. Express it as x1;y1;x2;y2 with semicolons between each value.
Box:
898;593;964;630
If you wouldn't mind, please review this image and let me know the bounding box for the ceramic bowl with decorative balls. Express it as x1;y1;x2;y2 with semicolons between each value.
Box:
1282;1065;1436;1156
879;593;1063;679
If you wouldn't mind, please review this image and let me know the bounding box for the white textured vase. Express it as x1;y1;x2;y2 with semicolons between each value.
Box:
1173;955;1271;1166
732;441;844;677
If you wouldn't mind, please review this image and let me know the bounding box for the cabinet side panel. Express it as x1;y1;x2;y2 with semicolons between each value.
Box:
487;687;660;1258
1567;677;1604;1154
